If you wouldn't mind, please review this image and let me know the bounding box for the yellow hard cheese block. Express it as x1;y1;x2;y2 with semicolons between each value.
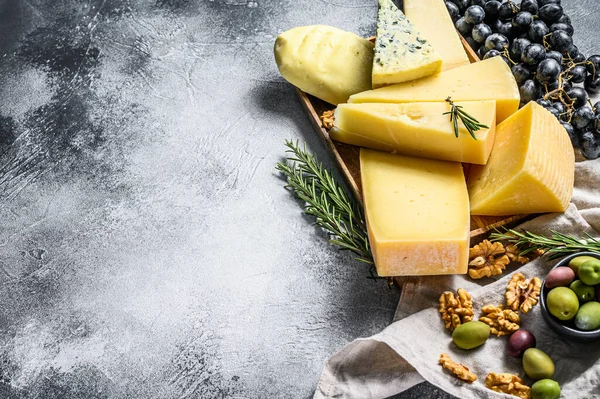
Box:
360;149;469;276
331;101;496;165
372;0;442;88
274;25;374;105
349;57;519;123
404;0;471;71
467;101;575;216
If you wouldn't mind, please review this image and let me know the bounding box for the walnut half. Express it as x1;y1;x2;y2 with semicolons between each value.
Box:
468;240;510;279
506;273;542;314
320;110;335;130
439;288;474;331
479;304;520;336
439;353;477;383
485;372;531;399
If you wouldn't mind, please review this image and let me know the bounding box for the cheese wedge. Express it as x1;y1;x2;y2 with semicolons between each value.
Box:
350;57;520;123
467;101;575;216
360;149;469;276
372;0;442;88
274;25;374;105
331;101;496;165
404;0;471;71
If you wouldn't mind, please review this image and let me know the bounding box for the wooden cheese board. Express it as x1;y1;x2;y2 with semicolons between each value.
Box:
297;35;535;243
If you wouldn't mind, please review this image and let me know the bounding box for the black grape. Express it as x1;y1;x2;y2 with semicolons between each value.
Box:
465;5;486;24
511;38;532;60
585;74;600;95
513;12;534;30
552;101;565;114
561;121;579;148
446;2;461;21
520;0;539;14
572;106;595;129
528;20;549;43
549;30;573;53
550;22;574;36
455;17;474;36
566;65;587;84
520;79;541;104
512;64;531;85
545;50;563;64
499;2;516;19
472;23;493;43
536;58;561;84
567;87;589;108
484;0;502;20
539;4;563;24
485;33;509;51
483;49;501;59
586;55;600;78
581;132;600;160
522;43;546;65
498;22;515;40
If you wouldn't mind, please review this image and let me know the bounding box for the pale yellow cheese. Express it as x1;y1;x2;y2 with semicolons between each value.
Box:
349;57;520;123
274;25;374;105
372;0;442;88
404;0;471;71
331;101;496;165
467;101;575;216
360;149;469;276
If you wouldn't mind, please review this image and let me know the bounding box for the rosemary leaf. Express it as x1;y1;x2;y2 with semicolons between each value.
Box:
276;140;375;269
444;97;488;140
490;228;600;260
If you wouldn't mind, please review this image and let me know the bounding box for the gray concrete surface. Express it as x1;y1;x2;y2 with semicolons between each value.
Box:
0;0;597;398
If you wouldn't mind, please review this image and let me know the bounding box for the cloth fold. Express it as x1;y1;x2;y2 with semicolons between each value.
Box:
315;159;600;399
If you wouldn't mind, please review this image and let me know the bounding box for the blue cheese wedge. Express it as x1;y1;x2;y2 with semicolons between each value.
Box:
372;0;443;88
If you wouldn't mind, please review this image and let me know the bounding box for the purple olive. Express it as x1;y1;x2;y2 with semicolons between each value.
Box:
545;266;576;288
507;329;537;358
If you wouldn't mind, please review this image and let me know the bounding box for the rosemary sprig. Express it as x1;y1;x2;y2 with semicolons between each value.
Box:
276;140;380;278
490;228;600;260
443;96;488;140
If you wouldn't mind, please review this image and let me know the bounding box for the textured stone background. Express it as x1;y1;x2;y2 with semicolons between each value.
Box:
0;1;598;398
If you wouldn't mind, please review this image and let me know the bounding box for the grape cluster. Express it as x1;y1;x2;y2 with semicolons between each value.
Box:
446;0;600;159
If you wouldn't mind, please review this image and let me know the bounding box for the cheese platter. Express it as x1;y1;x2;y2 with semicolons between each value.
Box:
295;35;534;243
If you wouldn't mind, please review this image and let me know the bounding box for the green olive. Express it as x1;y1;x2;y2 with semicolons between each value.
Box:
523;348;555;380
452;321;490;350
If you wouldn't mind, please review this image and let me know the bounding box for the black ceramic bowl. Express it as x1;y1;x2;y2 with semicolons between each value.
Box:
539;251;600;343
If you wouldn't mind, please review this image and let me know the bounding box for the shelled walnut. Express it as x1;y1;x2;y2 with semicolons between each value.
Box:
320;110;335;130
479;304;520;336
505;244;545;264
506;273;542;314
438;353;477;383
485;372;531;399
468;240;510;279
439;288;474;331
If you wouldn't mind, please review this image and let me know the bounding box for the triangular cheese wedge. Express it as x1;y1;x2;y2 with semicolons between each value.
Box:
331;101;497;165
352;56;520;122
372;0;443;88
404;0;470;70
467;102;575;215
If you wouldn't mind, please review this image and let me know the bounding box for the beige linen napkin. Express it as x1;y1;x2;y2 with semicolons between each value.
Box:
315;158;600;399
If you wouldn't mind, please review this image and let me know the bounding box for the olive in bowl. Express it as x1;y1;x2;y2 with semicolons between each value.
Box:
540;252;600;342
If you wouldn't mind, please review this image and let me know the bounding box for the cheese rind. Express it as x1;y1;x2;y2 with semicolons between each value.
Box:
404;0;470;71
349;57;520;122
274;25;374;105
331;101;497;165
372;0;442;88
467;101;575;216
360;149;469;276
